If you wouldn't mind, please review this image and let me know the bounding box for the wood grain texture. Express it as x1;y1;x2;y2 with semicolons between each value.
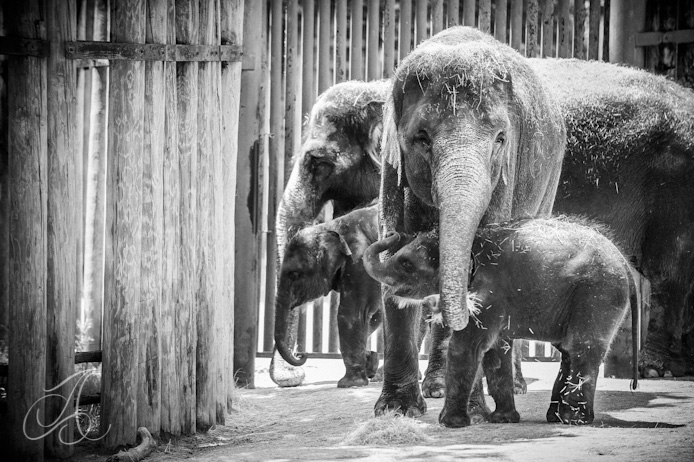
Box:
285;0;299;183
234;0;266;389
541;0;554;58
557;0;571;58
137;0;166;438
526;0;539;57
318;0;332;93
415;0;427;46
102;0;145;448
350;0;364;80
431;0;443;36
175;0;199;435
573;0;587;59
45;0;78;456
588;0;601;60
511;0;523;51
447;0;459;27
383;0;395;77
6;0;47;459
399;0;412;61
494;0;508;43
479;0;491;33
221;0;244;413
336;0;348;82
367;0;379;80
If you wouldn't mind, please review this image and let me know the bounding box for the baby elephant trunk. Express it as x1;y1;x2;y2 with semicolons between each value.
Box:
363;232;401;286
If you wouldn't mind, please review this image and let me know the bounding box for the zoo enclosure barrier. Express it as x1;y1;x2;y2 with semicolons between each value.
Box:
1;0;245;458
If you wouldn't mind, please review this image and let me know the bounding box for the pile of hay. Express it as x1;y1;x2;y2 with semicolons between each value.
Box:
341;411;432;446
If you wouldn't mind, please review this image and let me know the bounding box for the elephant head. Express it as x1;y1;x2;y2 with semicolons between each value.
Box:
274;227;352;366
381;26;565;330
277;79;389;257
363;231;439;300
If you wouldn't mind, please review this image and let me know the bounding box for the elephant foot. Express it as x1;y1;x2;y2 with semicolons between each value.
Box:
546;403;562;423
421;372;446;398
439;402;471;428
269;351;305;388
374;381;426;418
468;380;491;423
366;351;379;379
555;392;594;425
489;409;521;423
337;371;369;388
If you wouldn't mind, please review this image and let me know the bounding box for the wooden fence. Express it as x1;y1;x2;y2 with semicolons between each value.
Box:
1;0;244;458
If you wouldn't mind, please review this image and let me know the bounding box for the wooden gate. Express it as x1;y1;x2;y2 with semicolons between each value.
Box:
1;0;244;458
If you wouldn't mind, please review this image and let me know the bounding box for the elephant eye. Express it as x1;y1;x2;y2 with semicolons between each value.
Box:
495;133;505;144
287;270;301;281
400;259;415;273
412;130;431;148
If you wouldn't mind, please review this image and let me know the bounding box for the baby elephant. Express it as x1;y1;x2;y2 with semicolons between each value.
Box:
364;216;639;426
274;204;382;388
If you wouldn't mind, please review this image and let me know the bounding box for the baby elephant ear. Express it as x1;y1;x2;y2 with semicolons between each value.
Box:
334;231;352;258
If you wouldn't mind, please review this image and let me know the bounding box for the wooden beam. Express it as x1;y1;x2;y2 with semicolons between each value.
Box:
45;0;79;455
6;0;47;459
64;41;243;61
526;0;539;57
431;0;443;36
415;0;427;45
399;0;412;61
510;0;523;51
350;0;364;80
0;36;49;57
635;30;694;47
495;0;508;43
336;0;348;82
463;0;475;27
101;0;145;449
383;0;395;77
367;0;379;80
557;0;571;58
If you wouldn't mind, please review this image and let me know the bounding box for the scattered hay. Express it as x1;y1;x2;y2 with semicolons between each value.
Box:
341;411;432;446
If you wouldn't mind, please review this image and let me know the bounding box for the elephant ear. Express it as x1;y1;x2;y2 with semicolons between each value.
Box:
319;230;352;291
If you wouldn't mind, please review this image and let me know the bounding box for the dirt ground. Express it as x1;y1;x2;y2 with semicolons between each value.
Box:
68;358;694;462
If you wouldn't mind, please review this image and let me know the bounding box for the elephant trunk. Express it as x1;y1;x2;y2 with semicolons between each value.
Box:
435;140;492;331
363;232;401;286
274;292;307;367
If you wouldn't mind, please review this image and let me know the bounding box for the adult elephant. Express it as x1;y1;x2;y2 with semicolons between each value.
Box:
532;58;694;377
377;26;565;425
270;80;389;386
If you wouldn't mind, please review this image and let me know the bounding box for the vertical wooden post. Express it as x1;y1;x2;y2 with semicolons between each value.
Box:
160;0;182;436
526;0;539;57
286;0;300;179
511;0;523;52
431;0;443;36
138;0;166;438
384;0;396;77
588;0;601;60
175;0;199;434
557;0;571;58
318;0;332;94
195;0;218;432
367;0;380;80
448;0;460;26
350;0;364;80
220;0;244;414
102;0;145;448
609;0;645;66
463;0;475;27
541;0;554;58
234;0;267;389
478;0;491;33
399;0;412;61
45;0;78;456
265;0;285;352
0;8;8;366
574;0;587;59
495;0;508;43
336;0;348;83
415;0;428;45
6;0;47;459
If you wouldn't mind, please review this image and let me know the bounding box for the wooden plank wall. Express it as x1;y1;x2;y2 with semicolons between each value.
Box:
258;0;615;357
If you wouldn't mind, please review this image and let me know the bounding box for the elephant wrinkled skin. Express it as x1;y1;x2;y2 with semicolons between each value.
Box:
271;80;389;386
376;26;566;424
364;217;640;426
274;205;383;388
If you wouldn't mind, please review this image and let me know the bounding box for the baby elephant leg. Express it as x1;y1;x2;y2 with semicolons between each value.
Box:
555;342;604;425
547;345;572;422
484;338;520;423
337;301;371;388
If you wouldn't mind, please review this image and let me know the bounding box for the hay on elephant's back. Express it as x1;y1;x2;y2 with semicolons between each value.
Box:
341;411;432;446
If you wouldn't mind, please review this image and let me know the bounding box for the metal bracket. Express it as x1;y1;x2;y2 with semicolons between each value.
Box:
64;41;243;62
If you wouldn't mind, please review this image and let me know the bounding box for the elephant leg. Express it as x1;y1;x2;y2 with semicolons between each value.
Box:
513;340;527;394
422;322;450;398
546;345;571;422
375;297;426;417
337;298;371;388
439;329;493;428
484;338;520;423
642;280;687;377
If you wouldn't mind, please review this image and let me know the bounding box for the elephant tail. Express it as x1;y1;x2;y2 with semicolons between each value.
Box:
628;267;640;391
